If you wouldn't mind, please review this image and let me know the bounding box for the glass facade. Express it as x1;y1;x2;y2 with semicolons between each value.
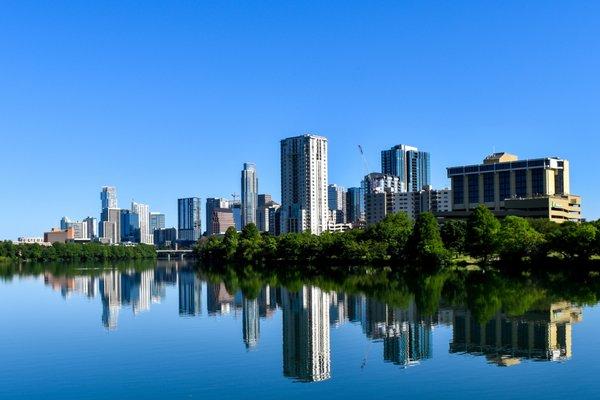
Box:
178;197;202;241
499;171;511;201
452;176;464;205
531;168;544;196
483;173;494;203
468;175;479;204
381;145;430;192
515;170;527;198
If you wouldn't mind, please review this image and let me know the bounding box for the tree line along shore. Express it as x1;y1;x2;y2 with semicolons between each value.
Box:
196;205;600;271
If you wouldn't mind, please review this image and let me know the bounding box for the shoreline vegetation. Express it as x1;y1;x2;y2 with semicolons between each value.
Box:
0;242;156;263
195;205;600;272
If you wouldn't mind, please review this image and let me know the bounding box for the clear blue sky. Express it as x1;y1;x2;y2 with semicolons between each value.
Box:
1;1;598;239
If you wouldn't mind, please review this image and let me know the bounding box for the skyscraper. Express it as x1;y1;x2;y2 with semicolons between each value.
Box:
100;208;121;244
131;201;152;244
205;198;230;235
381;145;430;192
280;134;328;235
241;162;258;227
178;197;202;242
346;187;365;225
100;186;118;209
328;184;347;224
149;212;165;233
83;217;98;239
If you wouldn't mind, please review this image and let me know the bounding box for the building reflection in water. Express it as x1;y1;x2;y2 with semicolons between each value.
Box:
450;302;582;366
41;267;585;379
282;286;332;382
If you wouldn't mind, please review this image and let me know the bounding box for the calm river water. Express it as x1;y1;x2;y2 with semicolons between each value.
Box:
1;260;599;399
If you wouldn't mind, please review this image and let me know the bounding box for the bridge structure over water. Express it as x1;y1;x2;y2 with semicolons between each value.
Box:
156;249;194;260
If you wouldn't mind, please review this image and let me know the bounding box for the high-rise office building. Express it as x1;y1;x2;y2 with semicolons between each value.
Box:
211;208;236;235
132;202;152;244
83;217;98;239
381;145;430;192
241;163;258;227
395;187;452;220
153;227;177;247
280;134;328;235
100;186;118;209
100;208;121;244
149;212;165;233
60;217;71;230
328;184;347;224
205;198;230;235
256;194;280;233
346;187;365;225
178;197;202;242
120;209;140;243
231;201;242;231
446;153;581;222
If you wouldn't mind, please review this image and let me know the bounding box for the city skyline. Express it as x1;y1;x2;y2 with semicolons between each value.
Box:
2;1;600;239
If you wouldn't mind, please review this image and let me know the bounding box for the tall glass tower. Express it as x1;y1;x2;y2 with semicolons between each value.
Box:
381;145;430;192
177;197;202;242
241;163;258;227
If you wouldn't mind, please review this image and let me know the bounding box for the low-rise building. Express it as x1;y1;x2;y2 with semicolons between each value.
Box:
44;228;75;244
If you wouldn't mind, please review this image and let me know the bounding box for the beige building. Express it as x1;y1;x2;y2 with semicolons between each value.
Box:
446;153;581;222
44;227;75;244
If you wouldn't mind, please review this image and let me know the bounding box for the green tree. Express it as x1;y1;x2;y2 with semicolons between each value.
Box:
365;212;413;260
406;212;448;267
238;223;263;262
222;227;239;259
466;205;500;262
549;222;597;260
440;219;467;255
496;216;545;262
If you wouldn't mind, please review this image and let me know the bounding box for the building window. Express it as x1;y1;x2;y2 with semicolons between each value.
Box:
531;168;544;196
483;173;494;203
468;174;479;204
452;176;464;205
515;170;527;197
499;171;511;201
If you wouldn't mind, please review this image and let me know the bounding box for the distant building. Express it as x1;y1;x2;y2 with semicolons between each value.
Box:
241;163;259;227
60;217;72;230
100;208;121;244
269;207;282;236
178;197;202;242
328;184;347;224
381;144;430;192
120;209;140;243
346;187;365;225
153;228;177;248
211;208;236;235
205;198;230;235
256;194;280;233
446;153;581;222
280;134;328;235
363;173;401;225
100;186;118;209
132;202;152;244
44;227;74;244
83;217;98;239
16;237;45;245
395;187;452;220
231;201;242;231
149;212;165;233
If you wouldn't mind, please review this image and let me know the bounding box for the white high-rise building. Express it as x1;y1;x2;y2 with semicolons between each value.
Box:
131;201;153;244
101;186;118;209
280;134;328;235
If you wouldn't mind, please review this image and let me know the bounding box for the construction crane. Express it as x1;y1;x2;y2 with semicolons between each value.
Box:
358;144;370;176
